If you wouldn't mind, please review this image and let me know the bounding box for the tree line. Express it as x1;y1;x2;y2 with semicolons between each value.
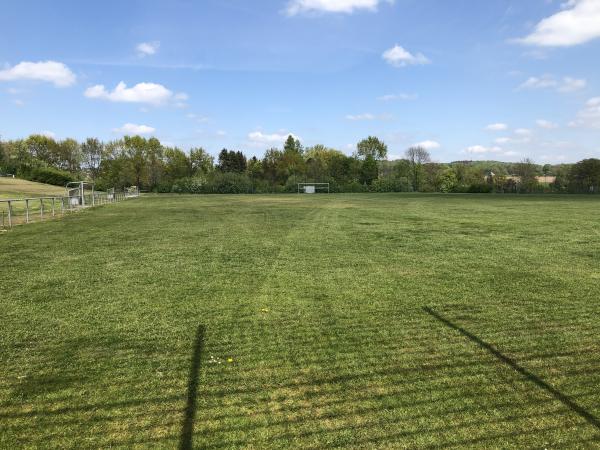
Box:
1;134;599;194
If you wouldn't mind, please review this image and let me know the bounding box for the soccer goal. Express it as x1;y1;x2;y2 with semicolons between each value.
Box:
297;183;330;194
66;181;95;207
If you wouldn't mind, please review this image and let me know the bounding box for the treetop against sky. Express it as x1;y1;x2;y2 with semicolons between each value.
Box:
0;0;599;163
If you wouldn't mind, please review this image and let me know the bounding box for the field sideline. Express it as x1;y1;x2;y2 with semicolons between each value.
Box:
1;193;600;448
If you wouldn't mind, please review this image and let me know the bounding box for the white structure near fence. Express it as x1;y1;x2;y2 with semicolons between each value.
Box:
0;183;139;230
297;183;330;194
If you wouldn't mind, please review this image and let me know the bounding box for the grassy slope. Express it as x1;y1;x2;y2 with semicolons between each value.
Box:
0;177;64;199
1;194;599;448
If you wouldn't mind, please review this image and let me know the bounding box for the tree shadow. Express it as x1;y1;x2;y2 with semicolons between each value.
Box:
179;325;205;450
423;306;600;431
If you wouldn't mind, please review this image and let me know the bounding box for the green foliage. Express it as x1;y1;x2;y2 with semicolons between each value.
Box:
370;177;411;192
437;168;459;193
2;134;598;195
217;149;247;173
405;147;431;191
171;177;206;194
467;182;493;193
190;147;214;175
164;147;192;181
81;138;103;181
514;158;540;193
356;136;388;160
568;158;600;193
205;171;253;193
28;166;75;186
283;135;303;155
173;172;253;194
360;155;378;185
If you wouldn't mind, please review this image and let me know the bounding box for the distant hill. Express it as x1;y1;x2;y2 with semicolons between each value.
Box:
0;177;65;199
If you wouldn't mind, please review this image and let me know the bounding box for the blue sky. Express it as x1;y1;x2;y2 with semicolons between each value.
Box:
1;0;599;163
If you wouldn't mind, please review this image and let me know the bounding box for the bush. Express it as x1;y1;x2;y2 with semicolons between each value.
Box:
370;177;411;193
467;183;493;193
172;172;254;194
172;177;206;194
205;172;253;194
28;166;75;186
337;180;367;193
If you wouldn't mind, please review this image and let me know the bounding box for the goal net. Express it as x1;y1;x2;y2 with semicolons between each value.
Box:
65;181;95;207
297;183;330;194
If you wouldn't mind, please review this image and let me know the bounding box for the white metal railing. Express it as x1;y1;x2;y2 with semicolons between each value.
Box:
0;188;139;230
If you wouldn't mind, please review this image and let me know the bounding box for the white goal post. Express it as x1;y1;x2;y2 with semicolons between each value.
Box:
297;183;330;194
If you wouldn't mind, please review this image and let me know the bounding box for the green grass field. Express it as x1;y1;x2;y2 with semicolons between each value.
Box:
0;177;64;199
1;193;600;448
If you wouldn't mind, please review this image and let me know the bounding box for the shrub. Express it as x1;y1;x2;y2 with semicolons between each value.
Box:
172;177;206;194
28;166;75;186
205;172;253;194
467;183;493;193
338;180;369;193
370;177;411;193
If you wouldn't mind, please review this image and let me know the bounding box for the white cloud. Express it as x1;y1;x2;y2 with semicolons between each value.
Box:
113;123;156;135
569;96;600;129
84;81;186;106
413;140;440;150
485;123;508;131
382;45;430;67
345;113;392;121
463;145;519;158
187;113;210;123
495;131;533;145
516;0;600;47
136;41;160;57
285;0;392;15
41;130;56;138
558;76;587;92
12;99;24;107
518;75;586;93
519;75;558;90
174;92;188;101
345;113;375;121
515;128;532;136
0;61;76;87
536;119;559;129
377;93;417;101
247;131;300;146
464;145;503;154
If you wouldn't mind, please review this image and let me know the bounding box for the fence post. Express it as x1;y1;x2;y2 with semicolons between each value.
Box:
40;198;44;220
25;199;30;223
8;201;12;228
60;197;64;215
52;198;55;217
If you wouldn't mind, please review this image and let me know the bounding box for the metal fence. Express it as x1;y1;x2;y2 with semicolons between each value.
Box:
0;187;139;230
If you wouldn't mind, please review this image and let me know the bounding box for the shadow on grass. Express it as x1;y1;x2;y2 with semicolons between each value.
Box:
423;306;600;431
179;325;205;450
